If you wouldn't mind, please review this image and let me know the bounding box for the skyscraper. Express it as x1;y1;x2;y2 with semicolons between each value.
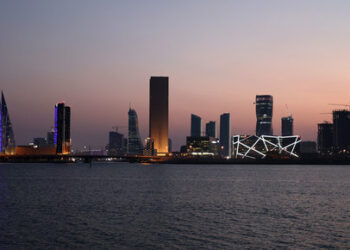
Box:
191;114;202;137
127;108;143;155
0;91;16;153
317;122;333;154
256;95;273;136
109;131;125;155
206;121;217;138
149;76;169;155
220;113;231;157
332;110;350;152
281;116;293;136
54;102;71;154
47;129;55;146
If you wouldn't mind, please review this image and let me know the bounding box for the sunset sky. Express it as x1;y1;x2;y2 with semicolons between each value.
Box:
1;0;350;150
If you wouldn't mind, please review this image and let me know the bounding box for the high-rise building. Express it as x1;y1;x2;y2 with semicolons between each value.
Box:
206;121;217;138
256;95;273;136
143;137;156;156
109;131;125;155
220;113;231;157
127;108;143;155
333;110;350;152
149;76;169;155
0;91;16;152
317;122;333;154
281;116;293;136
191;114;202;137
47;129;55;146
54;102;71;154
33;137;47;147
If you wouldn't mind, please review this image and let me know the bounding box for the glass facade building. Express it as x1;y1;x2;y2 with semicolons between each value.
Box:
220;113;231;157
281;116;293;136
205;121;217;138
54;102;71;154
127;108;143;155
0;91;16;153
191;114;202;137
256;95;273;136
317;122;333;155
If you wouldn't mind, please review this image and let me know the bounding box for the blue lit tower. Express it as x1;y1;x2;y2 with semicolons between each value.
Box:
256;95;273;136
54;102;71;154
0;91;16;152
127;107;143;155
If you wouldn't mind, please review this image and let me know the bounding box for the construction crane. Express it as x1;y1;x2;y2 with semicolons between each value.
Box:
112;126;127;132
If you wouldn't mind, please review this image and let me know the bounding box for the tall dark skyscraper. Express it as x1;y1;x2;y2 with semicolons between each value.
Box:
109;131;125;155
206;121;217;138
256;95;273;136
332;110;350;152
317;122;333;154
54;102;71;154
149;76;169;155
127;108;143;155
0;91;16;153
281;116;293;136
220;113;231;157
191;114;202;137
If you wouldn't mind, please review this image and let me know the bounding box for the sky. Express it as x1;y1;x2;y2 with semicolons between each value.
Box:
1;0;350;151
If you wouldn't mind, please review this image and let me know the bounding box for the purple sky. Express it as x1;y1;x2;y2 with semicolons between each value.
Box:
1;0;350;151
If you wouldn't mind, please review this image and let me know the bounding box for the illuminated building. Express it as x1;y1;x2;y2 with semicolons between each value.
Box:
281;116;293;136
220;113;231;157
256;95;273;136
127;108;143;155
55;102;71;154
317;122;333;155
186;136;219;156
149;76;169;155
206;121;217;138
332;110;350;153
191;114;202;136
232;135;301;159
108;131;125;155
0;91;16;153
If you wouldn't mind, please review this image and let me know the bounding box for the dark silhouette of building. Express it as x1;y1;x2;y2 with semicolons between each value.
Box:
47;129;55;146
144;137;156;156
191;114;202;137
127;108;143;155
54;102;71;154
0;91;16;152
317;122;333;155
206;121;217;138
281;116;293;136
168;138;172;153
256;95;273;136
149;76;169;155
220;113;231;157
333;110;350;152
109;131;125;155
33;137;47;147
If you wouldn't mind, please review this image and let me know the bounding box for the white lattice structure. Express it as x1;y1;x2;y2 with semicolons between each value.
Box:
232;135;301;159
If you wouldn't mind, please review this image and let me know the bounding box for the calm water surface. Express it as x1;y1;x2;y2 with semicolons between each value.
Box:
0;163;349;249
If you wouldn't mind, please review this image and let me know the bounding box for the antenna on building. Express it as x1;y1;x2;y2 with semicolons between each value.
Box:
328;103;350;110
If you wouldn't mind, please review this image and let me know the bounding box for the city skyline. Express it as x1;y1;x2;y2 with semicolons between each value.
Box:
1;1;350;150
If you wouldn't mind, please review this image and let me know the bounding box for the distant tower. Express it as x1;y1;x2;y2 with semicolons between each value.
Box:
149;76;169;155
333;110;350;152
47;128;55;146
220;113;231;157
281;116;293;136
0;91;16;152
54;102;71;154
127;108;143;155
206;121;217;138
191;114;202;137
317;122;333;154
256;95;273;136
